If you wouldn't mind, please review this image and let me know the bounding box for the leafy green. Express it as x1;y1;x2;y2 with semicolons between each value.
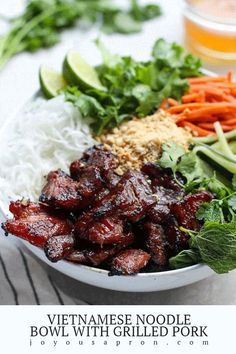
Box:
228;195;236;212
169;249;201;269
176;151;204;185
192;222;236;274
0;0;162;70
158;142;185;173
62;39;201;134
152;39;201;77
197;201;224;223
232;175;236;191
170;222;236;274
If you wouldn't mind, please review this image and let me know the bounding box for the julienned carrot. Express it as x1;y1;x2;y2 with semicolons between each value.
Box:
228;71;233;83
198;123;234;132
188;76;227;84
175;105;236;123
164;71;236;136
167;102;212;114
182;91;205;103
160;98;168;109
222;118;236;125
167;98;179;106
179;121;214;136
190;85;236;102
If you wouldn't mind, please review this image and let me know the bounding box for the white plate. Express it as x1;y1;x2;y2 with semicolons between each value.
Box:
0;71;215;292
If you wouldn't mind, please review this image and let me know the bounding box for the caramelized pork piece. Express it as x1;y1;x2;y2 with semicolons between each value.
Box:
163;216;189;256
144;222;167;266
92;170;156;222
66;233;134;266
81;216;125;245
44;234;75;262
40;170;80;210
142;163;184;224
70;145;118;181
66;250;88;264
81;145;118;177
148;204;170;224
170;191;213;230
3;201;72;247
109;249;151;275
142;163;183;192
40;168;104;210
85;236;134;266
76;214;134;246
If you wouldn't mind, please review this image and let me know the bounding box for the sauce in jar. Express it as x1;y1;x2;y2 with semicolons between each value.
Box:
183;0;236;63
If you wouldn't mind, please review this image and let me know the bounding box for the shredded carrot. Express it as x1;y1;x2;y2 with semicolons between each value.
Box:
160;98;168;109
222;118;236;125
179;121;214;136
167;98;179;106
228;71;233;83
163;71;236;136
188;76;227;84
167;103;212;114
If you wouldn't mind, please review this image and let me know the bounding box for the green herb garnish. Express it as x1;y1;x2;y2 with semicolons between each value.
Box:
63;39;201;134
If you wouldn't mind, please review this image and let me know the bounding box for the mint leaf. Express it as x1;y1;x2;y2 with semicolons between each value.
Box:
169;249;200;269
192;222;236;274
158;142;185;172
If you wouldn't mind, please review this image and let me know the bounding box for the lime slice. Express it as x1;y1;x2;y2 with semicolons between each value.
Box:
39;65;66;98
63;50;105;91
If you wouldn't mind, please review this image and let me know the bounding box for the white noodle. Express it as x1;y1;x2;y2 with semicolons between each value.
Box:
0;95;95;210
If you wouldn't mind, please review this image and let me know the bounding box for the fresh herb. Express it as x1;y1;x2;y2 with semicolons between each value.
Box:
157;142;206;190
169;249;201;270
170;222;236;274
0;0;162;70
232;175;236;191
63;39;201;134
197;201;225;223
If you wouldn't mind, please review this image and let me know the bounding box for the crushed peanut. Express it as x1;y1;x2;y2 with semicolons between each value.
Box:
97;110;192;174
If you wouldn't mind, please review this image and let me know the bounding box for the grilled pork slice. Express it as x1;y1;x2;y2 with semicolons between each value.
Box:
40;167;104;210
109;249;151;275
144;222;167;266
66;233;134;266
92;170;156;222
170;191;213;231
70;145;118;180
44;234;75;262
75;213;134;246
70;145;120;190
142;162;184;193
2;201;72;247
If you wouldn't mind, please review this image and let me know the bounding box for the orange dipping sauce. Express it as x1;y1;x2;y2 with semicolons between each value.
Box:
183;0;236;62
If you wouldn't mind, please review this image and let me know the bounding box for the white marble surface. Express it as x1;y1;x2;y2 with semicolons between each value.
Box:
0;0;236;304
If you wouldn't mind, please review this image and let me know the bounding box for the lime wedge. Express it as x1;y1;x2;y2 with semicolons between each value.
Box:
63;50;105;91
39;65;66;98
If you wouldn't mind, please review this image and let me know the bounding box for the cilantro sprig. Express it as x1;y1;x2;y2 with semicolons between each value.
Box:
64;39;201;134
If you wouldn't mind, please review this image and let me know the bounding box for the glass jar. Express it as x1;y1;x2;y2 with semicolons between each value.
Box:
183;0;236;63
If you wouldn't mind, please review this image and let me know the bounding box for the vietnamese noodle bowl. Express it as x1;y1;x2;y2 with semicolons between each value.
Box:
0;95;95;209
